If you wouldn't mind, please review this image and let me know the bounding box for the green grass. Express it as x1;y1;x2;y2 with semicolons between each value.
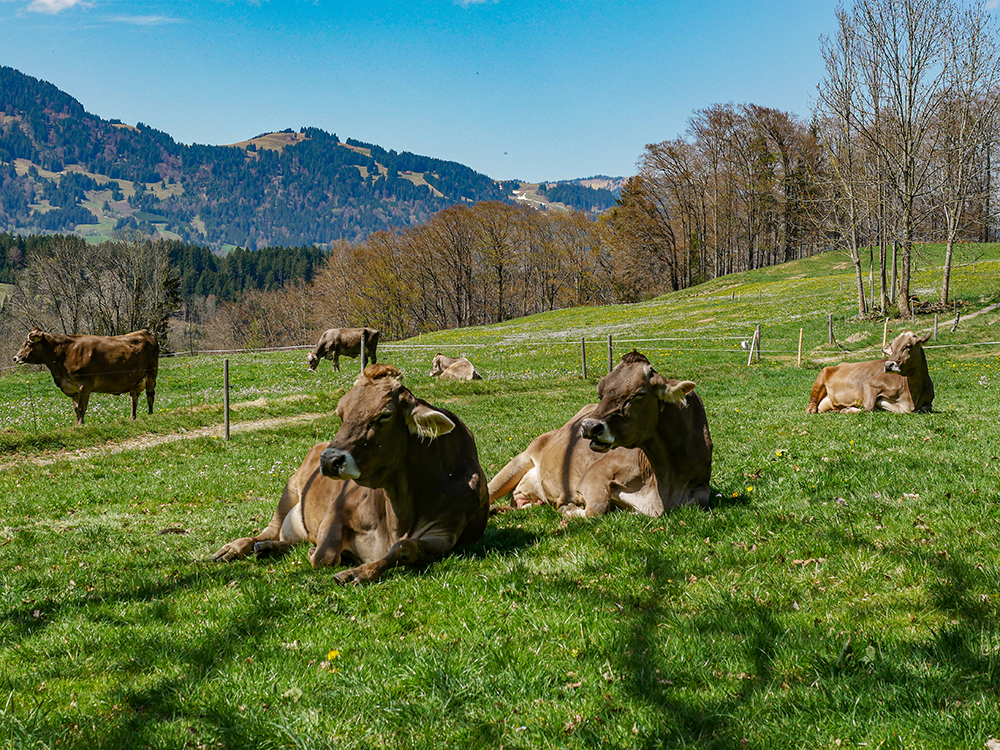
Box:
2;245;1000;748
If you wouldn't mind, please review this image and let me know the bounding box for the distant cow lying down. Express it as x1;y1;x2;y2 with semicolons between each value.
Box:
429;354;482;380
488;351;712;517
807;330;934;414
213;363;490;584
307;327;380;372
13;328;159;425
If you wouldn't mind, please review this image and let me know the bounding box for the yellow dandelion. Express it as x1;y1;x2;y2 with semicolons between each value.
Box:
327;649;340;661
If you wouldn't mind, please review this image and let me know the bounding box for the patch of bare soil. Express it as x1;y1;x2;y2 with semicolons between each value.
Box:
0;413;328;471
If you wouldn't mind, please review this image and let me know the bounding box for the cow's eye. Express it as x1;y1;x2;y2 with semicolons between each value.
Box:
377;411;393;423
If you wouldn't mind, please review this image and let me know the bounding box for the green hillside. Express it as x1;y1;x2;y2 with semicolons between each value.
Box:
1;247;1000;749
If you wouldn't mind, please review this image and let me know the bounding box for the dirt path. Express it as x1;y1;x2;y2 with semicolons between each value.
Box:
0;412;328;471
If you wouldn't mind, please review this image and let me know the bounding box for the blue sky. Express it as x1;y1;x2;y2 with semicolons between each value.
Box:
4;0;854;182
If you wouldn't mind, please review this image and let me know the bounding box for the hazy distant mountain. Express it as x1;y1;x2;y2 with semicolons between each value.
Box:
0;66;523;249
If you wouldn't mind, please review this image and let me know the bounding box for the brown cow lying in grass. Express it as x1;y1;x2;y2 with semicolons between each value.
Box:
13;328;159;425
213;363;489;584
806;330;934;414
489;351;713;517
429;354;482;380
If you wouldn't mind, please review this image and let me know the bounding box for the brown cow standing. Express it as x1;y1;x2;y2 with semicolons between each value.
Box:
806;330;934;413
429;354;482;380
306;327;379;372
489;351;712;517
13;328;159;425
213;363;489;585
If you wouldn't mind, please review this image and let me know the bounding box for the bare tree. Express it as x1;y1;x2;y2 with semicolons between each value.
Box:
934;3;1000;303
820;0;951;318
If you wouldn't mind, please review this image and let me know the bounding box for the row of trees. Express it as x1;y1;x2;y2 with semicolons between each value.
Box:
816;0;1000;317
629;0;999;319
2;232;181;350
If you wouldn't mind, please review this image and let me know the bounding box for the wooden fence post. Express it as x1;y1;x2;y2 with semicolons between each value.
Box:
607;334;613;373
933;314;939;341
223;358;230;441
828;313;834;344
581;336;588;379
797;328;803;368
882;318;889;348
951;310;961;333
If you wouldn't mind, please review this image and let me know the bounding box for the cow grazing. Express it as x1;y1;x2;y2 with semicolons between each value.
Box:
213;363;489;585
489;351;712;517
806;330;934;414
306;327;380;372
13;328;159;425
429;353;482;381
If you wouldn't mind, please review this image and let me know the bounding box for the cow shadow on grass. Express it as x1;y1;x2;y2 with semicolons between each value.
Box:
456;523;539;560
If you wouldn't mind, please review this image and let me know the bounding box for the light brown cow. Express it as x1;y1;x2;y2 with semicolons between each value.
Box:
13;328;159;425
489;351;713;517
306;327;380;372
429;353;482;381
806;330;934;414
213;363;489;584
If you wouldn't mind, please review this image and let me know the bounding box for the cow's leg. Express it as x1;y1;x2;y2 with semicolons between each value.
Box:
74;389;91;425
487;452;535;505
129;389;140;419
333;529;457;585
816;396;837;413
806;376;827;414
146;370;157;414
575;470;613;517
333;352;340;372
307;514;345;569
212;484;299;562
862;384;881;412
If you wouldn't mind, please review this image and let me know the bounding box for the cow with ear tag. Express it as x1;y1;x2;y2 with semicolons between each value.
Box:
213;363;489;584
489;351;712;517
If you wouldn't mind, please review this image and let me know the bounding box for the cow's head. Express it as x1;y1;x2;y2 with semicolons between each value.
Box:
429;354;447;377
306;352;320;372
883;331;930;375
320;363;455;487
580;350;696;452
13;329;47;365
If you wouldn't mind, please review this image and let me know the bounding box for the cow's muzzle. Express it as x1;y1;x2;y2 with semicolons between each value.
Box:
13;355;25;364
320;447;361;479
580;418;615;453
884;361;901;374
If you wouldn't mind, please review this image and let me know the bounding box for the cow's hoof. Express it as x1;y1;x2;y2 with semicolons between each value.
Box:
254;541;280;558
333;568;360;585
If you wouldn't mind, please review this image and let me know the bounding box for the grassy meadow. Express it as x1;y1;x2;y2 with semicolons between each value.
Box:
2;244;1000;749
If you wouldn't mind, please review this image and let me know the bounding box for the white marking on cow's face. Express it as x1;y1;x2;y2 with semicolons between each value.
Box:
334;452;361;479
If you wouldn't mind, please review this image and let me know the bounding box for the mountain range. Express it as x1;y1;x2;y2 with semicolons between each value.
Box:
0;66;621;251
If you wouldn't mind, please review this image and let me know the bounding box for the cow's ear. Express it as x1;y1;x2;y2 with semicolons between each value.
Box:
916;333;931;345
652;373;696;403
29;330;43;342
596;375;608;399
406;403;456;439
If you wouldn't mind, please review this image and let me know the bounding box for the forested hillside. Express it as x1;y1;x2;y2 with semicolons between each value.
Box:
0;67;519;249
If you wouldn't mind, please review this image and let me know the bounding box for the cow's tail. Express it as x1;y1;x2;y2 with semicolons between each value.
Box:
487;453;535;504
806;374;825;414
